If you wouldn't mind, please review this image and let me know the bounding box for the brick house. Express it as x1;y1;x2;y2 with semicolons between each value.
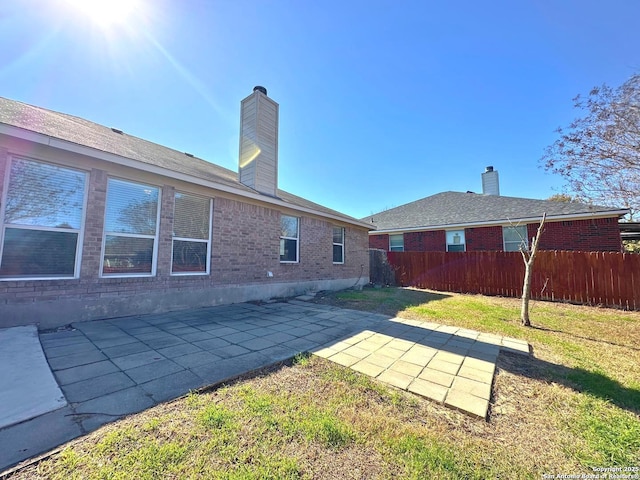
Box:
366;167;628;253
0;87;371;329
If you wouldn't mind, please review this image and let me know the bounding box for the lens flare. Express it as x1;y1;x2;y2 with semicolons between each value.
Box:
64;0;141;28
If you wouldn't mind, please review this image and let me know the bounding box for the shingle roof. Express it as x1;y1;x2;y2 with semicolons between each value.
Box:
363;191;627;231
0;96;366;227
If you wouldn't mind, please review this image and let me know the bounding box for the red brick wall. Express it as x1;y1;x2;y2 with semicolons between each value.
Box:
404;231;446;252
370;218;622;253
529;217;622;252
466;226;503;251
369;234;389;250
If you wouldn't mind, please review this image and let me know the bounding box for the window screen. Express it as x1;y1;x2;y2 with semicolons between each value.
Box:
172;192;211;274
446;230;465;252
102;178;159;275
1;158;86;278
333;226;345;263
503;225;528;252
389;234;404;252
280;215;299;262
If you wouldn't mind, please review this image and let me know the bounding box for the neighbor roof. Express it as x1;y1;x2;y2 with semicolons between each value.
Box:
0;96;370;228
364;191;629;232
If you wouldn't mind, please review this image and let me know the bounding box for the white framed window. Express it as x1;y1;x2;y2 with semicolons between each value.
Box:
101;178;160;277
389;234;404;252
503;225;528;252
0;157;88;280
446;230;465;252
333;226;345;264
171;192;212;275
280;215;299;263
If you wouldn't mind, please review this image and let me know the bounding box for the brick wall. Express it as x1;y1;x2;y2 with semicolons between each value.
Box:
404;231;446;251
530;217;622;252
0;152;370;326
370;218;622;253
80;169;107;278
369;234;389;250
466;226;503;251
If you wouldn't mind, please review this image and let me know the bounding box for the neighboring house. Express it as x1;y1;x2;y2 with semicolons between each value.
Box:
620;222;640;242
365;167;628;253
0;87;371;329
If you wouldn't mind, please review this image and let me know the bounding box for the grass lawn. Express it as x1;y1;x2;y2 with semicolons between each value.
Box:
9;287;640;479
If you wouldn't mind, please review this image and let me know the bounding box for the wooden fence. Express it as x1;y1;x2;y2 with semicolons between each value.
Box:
386;250;640;310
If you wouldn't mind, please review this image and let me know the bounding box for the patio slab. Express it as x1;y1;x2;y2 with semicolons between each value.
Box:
0;299;530;474
313;316;530;421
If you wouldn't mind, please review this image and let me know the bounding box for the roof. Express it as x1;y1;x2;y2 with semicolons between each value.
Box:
0;96;370;229
363;191;629;232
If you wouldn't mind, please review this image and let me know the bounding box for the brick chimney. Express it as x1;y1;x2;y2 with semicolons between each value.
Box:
481;166;500;196
238;86;279;196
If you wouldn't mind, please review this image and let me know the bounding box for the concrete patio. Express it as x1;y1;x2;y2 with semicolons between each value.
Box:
313;317;529;418
0;298;529;473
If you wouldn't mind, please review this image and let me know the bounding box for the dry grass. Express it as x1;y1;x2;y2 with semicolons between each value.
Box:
6;287;640;479
318;287;640;390
12;352;626;479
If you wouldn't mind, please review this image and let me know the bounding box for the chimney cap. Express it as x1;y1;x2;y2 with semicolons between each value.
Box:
253;86;267;96
485;166;494;172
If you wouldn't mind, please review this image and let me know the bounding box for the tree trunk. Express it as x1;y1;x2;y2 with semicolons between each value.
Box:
521;261;533;326
520;214;546;327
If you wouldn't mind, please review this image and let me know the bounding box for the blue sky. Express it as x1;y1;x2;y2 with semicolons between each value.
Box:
2;0;639;219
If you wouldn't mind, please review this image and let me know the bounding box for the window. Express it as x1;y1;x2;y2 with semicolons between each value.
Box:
503;225;528;252
102;178;160;276
280;215;299;262
172;192;212;274
446;230;465;252
333;226;345;264
0;158;87;279
389;234;404;252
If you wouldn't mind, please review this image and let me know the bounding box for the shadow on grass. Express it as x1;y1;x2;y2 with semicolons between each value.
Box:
320;287;640;414
497;350;640;414
348;317;640;415
531;325;640;352
317;286;451;317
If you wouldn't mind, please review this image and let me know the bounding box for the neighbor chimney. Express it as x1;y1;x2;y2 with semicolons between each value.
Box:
481;165;500;195
238;86;279;196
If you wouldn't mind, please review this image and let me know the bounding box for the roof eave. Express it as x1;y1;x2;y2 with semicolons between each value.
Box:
0;123;373;230
371;210;631;235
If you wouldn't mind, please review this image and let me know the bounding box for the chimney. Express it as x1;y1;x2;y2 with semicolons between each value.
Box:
481;165;500;196
238;86;279;196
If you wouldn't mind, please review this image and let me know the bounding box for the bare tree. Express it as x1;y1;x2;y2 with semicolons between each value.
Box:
5;159;84;226
520;214;546;327
547;193;579;203
116;199;158;234
541;73;640;220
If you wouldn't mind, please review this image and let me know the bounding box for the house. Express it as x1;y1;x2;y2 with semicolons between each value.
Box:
620;222;640;242
365;167;628;253
0;87;371;329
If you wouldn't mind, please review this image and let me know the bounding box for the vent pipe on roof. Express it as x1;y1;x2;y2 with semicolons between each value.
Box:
482;166;500;195
238;86;279;196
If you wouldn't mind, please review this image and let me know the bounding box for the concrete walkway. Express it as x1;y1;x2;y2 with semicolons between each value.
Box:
0;299;529;472
0;326;66;428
